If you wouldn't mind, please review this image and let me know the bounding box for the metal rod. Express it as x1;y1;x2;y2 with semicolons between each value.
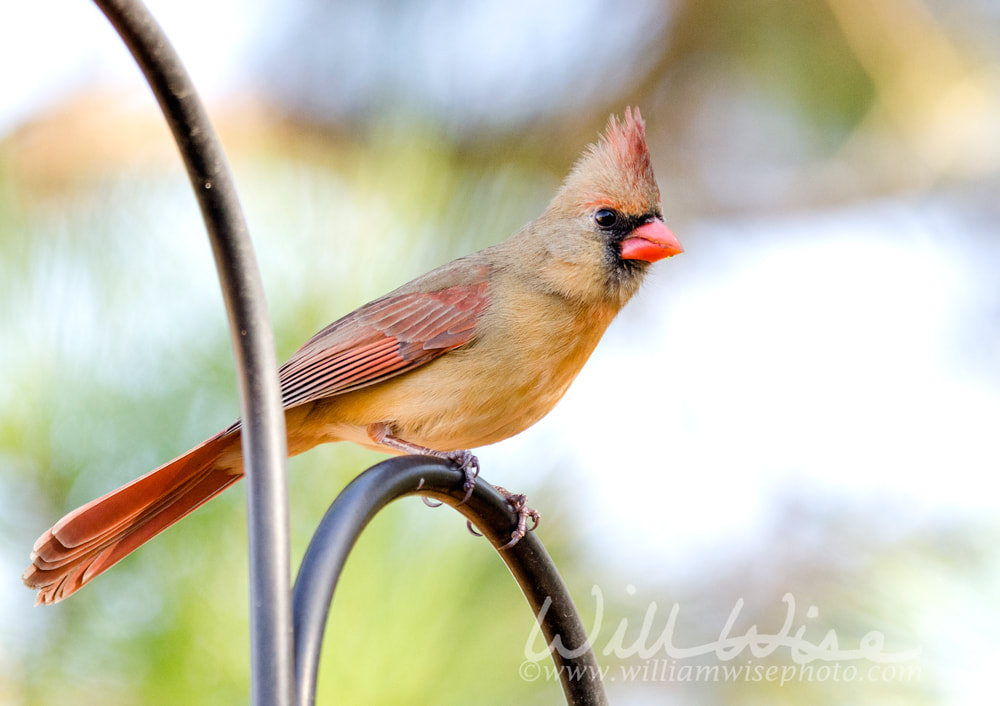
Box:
292;456;608;706
90;2;293;704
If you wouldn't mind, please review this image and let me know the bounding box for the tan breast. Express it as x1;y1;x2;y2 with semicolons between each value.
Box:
306;290;617;453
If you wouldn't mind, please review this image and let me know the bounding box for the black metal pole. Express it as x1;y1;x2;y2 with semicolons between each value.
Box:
293;456;608;706
89;2;293;704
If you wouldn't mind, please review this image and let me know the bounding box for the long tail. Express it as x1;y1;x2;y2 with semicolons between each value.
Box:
22;430;243;605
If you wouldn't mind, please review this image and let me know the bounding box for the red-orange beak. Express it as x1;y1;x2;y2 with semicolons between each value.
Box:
620;219;683;262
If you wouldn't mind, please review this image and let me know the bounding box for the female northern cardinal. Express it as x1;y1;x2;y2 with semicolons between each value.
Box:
23;107;682;605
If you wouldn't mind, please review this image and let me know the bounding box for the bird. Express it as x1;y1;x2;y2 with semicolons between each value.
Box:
23;107;682;605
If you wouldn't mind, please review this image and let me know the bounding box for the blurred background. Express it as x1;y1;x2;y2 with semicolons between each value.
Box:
2;0;999;703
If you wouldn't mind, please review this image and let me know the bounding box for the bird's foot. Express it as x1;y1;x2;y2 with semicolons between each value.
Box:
421;449;478;507
367;424;480;506
493;486;540;550
440;449;479;505
365;424;532;544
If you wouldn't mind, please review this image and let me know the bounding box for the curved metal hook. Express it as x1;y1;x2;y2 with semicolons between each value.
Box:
293;456;608;706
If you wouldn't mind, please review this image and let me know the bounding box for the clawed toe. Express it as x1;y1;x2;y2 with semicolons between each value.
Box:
494;486;540;550
442;450;479;505
413;452;538;549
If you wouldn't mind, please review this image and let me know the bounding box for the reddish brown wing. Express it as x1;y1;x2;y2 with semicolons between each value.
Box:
277;281;489;409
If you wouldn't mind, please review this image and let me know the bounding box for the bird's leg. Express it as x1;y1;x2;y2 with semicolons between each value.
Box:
367;423;480;504
365;424;537;548
493;487;540;550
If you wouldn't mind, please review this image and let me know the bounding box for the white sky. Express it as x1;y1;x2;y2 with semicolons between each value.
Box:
0;0;260;137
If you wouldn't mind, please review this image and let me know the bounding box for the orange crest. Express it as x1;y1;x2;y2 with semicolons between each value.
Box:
560;107;661;216
601;107;653;188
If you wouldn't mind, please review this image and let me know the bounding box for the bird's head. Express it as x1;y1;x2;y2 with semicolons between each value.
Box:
535;107;682;308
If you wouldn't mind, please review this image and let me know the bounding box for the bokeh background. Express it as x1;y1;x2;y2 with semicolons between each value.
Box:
2;0;999;703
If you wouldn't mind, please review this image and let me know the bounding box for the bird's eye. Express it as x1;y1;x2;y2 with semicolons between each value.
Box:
594;209;618;228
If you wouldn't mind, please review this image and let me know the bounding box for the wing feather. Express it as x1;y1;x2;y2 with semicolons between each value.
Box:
277;280;489;409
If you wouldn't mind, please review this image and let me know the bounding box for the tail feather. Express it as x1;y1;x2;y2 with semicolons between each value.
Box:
23;431;243;605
